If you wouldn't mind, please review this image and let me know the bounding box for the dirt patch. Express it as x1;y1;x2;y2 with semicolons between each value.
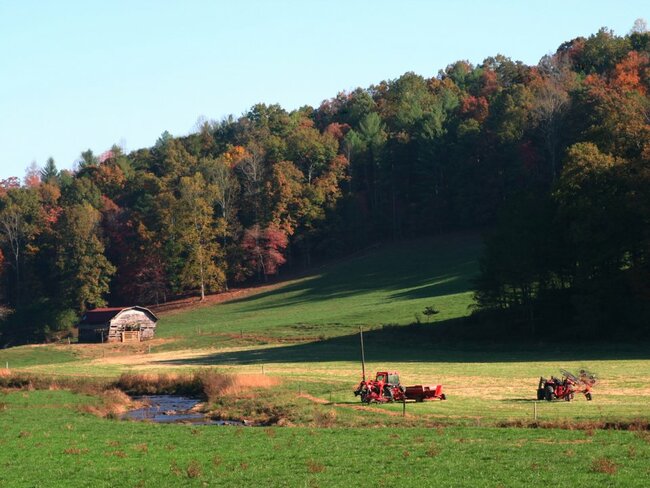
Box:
299;393;329;405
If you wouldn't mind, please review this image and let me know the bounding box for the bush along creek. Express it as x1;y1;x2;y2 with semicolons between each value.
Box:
115;372;277;425
1;371;280;426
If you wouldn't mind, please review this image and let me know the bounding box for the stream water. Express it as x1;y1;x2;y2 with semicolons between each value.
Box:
121;395;244;425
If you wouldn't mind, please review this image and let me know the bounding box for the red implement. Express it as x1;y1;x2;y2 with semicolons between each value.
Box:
354;371;446;403
404;384;446;402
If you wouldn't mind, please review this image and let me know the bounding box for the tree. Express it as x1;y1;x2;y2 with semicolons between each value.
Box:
175;173;225;300
55;203;116;311
200;155;240;246
236;142;266;225
356;112;387;213
24;162;41;188
578;52;650;160
0;188;42;308
78;149;98;170
474;192;557;336
530;75;569;181
266;161;305;236
554;143;629;278
571;28;632;75
241;225;288;280
286;120;338;184
40;157;59;184
630;18;648;34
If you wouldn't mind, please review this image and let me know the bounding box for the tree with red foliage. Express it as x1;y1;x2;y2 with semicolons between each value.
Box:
460;95;489;123
241;225;288;281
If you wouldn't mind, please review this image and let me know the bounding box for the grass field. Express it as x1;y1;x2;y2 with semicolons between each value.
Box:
153;233;483;349
1;232;650;486
1;390;649;487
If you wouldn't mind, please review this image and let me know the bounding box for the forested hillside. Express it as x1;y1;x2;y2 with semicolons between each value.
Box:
0;26;648;343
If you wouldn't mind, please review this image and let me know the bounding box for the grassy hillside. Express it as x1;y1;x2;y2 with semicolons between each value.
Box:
156;232;482;348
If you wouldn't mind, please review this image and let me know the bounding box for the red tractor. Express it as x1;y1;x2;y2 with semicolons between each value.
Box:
354;371;446;403
537;369;596;402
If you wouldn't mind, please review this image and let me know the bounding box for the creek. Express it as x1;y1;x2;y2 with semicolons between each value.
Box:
121;395;244;425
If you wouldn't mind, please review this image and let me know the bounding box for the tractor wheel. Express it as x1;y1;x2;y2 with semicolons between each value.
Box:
536;388;545;401
544;385;554;401
585;392;592;401
564;393;574;402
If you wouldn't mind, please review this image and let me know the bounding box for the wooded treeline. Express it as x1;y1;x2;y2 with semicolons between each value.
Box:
0;26;648;343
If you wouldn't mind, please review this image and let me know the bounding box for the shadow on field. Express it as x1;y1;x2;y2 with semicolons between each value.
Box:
156;322;650;367
220;235;482;312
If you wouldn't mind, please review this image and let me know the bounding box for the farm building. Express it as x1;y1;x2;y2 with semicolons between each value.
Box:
77;306;158;343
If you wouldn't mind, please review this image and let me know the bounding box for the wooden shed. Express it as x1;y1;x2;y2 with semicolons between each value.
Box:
77;306;158;343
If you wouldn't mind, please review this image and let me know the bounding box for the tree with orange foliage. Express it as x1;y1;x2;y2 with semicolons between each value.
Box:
580;50;650;159
23;162;41;188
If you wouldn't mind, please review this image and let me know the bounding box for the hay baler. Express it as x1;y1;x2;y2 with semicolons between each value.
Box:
354;371;446;403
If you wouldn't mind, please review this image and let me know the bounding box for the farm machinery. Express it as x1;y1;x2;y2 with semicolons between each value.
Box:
537;369;597;402
354;371;446;403
352;327;446;404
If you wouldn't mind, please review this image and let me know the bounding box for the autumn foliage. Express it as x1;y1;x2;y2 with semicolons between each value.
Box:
0;25;649;343
241;226;288;280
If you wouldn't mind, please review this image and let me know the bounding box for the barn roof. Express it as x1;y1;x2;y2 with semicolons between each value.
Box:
79;306;158;325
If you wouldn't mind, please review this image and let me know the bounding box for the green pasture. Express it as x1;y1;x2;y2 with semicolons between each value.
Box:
154;233;482;349
0;344;79;369
1;390;649;487
9;335;650;425
3;232;650;425
2;233;650;485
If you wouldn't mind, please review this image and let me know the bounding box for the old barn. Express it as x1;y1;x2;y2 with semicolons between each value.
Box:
77;306;158;343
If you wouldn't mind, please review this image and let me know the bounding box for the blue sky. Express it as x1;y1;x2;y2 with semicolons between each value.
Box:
0;1;647;180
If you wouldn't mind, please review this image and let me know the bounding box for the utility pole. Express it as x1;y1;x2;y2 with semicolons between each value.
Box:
359;326;366;381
